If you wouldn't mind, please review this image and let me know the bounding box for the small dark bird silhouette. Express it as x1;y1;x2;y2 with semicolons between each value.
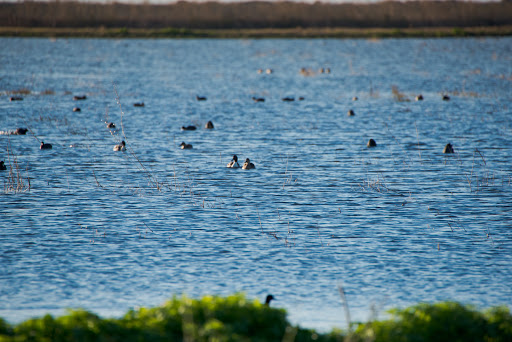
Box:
367;139;377;148
205;121;214;129
14;128;28;135
181;125;197;131
196;95;207;101
282;97;295;102
0;161;6;171
9;97;23;101
252;97;265;102
73;95;87;101
106;122;116;129
73;107;81;112
40;141;53;150
265;294;275;306
180;142;193;149
347;109;355;116
442;95;450;101
443;143;454;154
415;94;424;101
133;102;145;107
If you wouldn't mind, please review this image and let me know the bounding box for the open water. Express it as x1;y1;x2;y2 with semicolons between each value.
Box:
1;37;511;331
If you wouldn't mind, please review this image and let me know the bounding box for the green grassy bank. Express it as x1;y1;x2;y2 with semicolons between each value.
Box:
2;26;512;38
1;294;511;341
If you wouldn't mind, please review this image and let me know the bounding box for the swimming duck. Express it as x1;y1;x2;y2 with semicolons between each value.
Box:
367;139;377;148
264;294;275;306
106;122;116;129
0;128;28;135
265;68;273;74
443;143;454;154
352;96;358;101
113;141;126;151
0;161;6;170
180;142;193;149
40;141;53;150
347;109;355;116
133;102;145;107
226;155;240;168
252;97;265;102
242;158;255;170
300;68;314;76
181;125;197;131
73;95;87;101
9;97;23;101
196;95;207;101
282;97;294;102
442;95;450;101
205;121;214;129
415;94;424;101
14;128;28;135
298;96;305;101
73;107;81;112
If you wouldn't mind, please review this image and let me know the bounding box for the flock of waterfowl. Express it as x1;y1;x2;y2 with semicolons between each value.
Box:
226;155;255;170
3;93;263;170
1;75;457;173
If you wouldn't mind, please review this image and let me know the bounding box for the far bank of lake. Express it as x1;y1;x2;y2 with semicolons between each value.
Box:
1;26;512;39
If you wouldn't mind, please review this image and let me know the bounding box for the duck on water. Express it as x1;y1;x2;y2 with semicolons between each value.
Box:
242;158;255;170
113;141;126;151
40;141;53;150
180;142;193;149
227;155;240;168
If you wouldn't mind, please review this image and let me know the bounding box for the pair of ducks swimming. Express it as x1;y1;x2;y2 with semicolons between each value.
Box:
227;155;255;170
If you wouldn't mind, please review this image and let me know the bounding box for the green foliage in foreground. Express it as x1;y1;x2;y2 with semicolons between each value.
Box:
351;302;512;342
0;296;511;342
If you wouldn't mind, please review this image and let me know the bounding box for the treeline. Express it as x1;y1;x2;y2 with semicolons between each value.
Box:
1;0;512;29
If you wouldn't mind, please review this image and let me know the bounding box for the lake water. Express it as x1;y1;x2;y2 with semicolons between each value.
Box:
1;37;511;332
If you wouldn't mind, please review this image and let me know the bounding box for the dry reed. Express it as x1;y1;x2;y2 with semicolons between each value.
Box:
2;1;512;30
3;137;30;193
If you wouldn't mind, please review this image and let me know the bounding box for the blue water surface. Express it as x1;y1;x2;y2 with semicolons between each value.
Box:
1;37;511;331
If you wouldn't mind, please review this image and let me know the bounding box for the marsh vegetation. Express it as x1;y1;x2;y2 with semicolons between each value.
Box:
1;1;512;37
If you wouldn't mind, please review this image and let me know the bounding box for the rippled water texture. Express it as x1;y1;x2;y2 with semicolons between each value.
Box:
1;38;512;331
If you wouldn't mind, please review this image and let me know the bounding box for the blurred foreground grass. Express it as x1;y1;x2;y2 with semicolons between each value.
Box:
1;294;511;342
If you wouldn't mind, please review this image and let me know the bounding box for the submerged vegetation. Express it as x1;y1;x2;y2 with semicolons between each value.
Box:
0;295;510;342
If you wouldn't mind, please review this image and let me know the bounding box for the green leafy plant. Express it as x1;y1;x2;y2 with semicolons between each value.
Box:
1;298;510;342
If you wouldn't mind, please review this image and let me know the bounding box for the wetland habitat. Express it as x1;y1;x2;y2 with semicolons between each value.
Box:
1;37;512;333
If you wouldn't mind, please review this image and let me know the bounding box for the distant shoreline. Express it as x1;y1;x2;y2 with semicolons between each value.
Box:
2;26;512;38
